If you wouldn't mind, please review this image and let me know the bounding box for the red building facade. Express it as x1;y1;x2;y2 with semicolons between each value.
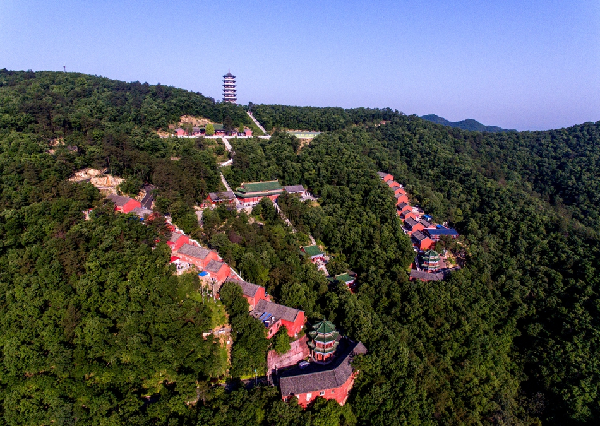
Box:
176;244;220;269
279;340;367;408
225;278;270;309
107;194;142;214
253;299;305;337
204;260;231;283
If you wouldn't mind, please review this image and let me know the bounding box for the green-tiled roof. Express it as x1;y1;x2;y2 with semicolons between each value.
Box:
423;250;440;261
334;273;354;283
201;124;224;130
237;180;283;193
312;320;337;335
302;245;324;257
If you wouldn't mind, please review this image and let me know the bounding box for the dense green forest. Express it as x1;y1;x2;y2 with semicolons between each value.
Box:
249;104;400;132
1;70;599;425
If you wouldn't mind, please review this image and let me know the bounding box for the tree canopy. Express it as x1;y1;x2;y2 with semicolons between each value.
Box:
1;70;599;425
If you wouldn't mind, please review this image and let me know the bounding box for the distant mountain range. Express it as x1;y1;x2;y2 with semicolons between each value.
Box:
421;114;516;132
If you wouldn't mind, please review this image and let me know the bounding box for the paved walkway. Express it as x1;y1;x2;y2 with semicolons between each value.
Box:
222;137;233;153
247;111;267;134
220;172;233;192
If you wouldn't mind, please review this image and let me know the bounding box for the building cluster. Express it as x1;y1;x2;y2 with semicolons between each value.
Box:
204;180;306;209
106;194;153;218
104;184;365;408
377;172;460;282
172;124;253;138
278;320;366;408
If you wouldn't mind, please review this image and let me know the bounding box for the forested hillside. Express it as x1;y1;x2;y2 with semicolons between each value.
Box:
1;70;599;425
421;114;515;132
249;104;400;132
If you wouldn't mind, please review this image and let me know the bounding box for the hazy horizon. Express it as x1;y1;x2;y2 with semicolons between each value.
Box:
2;0;599;131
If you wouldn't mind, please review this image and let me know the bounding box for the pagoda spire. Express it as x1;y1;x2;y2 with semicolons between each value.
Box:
223;71;237;104
307;320;340;362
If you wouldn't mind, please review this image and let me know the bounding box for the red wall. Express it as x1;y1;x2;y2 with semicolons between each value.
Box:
401;211;418;222
396;194;409;205
281;310;305;337
239;194;281;206
122;199;142;214
177;249;220;269
419;238;434;250
287;371;358;408
245;286;268;310
171;234;189;251
407;223;424;235
208;263;231;283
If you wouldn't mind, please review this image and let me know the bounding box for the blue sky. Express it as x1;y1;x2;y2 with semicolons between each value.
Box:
1;0;599;130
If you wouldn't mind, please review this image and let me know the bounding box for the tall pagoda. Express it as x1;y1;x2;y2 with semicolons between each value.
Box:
308;320;340;362
223;72;237;104
421;250;441;272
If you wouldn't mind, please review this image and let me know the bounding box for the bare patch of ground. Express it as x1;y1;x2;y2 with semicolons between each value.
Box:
69;168;124;194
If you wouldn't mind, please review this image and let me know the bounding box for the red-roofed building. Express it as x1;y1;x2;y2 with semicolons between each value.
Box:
175;128;186;137
204;260;231;283
387;180;401;189
400;210;418;222
394;187;406;196
177;244;220;269
206;191;236;207
395;193;409;205
404;217;425;235
167;232;190;251
377;172;394;182
397;202;412;215
224;278;270;309
279;339;367;408
412;230;435;250
107;194;142;214
253;299;305;337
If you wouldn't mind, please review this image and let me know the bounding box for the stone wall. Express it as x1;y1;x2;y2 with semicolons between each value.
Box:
267;335;309;376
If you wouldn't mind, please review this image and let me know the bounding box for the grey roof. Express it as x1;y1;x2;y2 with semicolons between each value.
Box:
410;270;444;281
225;278;261;298
208;191;236;201
177;244;212;259
412;230;427;241
397;202;409;210
279;339;366;396
107;194;131;207
284;185;305;193
405;217;419;228
255;299;301;323
377;171;388;178
131;207;153;217
419;219;432;228
169;232;184;243
205;259;226;273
